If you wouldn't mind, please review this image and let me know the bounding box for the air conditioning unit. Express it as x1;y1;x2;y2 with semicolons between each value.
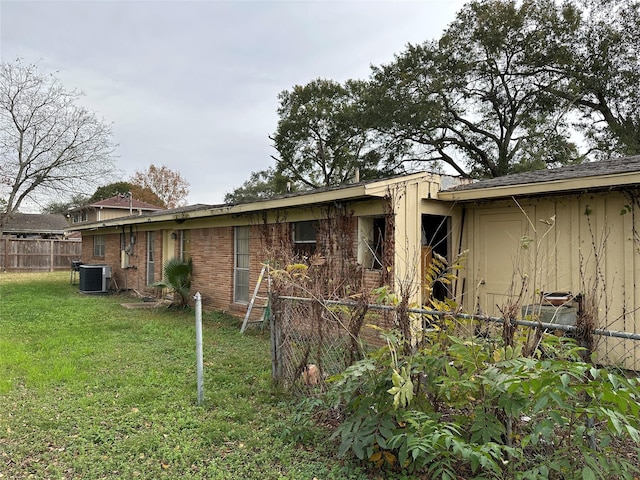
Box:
79;264;111;294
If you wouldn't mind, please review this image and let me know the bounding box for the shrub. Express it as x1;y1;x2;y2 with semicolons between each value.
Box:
326;329;640;479
152;257;193;307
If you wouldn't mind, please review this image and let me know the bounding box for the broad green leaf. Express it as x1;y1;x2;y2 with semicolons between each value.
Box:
582;466;596;480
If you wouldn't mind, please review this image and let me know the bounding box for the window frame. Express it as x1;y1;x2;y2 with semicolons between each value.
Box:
180;230;192;262
234;226;250;304
292;220;318;258
146;231;155;286
93;234;105;258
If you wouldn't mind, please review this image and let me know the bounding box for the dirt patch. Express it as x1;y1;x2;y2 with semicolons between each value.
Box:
120;302;164;309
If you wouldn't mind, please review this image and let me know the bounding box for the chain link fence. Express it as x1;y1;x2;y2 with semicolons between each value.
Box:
270;295;640;391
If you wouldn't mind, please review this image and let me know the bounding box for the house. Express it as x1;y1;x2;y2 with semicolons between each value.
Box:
67;194;164;224
66;172;465;310
67;158;640;369
1;213;69;239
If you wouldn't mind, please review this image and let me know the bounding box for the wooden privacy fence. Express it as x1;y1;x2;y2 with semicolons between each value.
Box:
0;238;82;272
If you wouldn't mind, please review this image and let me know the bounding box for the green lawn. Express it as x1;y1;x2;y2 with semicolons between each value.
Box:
0;272;368;479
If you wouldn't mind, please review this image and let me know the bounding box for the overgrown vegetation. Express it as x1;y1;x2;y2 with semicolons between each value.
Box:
327;326;640;479
318;251;640;478
0;272;368;479
266;220;640;478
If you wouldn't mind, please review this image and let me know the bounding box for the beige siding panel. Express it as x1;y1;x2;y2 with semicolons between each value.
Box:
462;192;640;369
596;194;638;368
633;197;640;370
392;180;423;303
474;207;532;317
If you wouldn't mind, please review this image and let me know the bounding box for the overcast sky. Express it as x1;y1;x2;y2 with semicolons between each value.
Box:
1;0;467;207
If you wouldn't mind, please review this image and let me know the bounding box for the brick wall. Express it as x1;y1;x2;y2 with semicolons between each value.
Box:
80;214;391;324
81;231;157;294
189;226;234;312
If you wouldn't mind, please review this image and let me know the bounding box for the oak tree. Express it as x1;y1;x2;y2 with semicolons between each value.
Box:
224;167;293;204
272;78;400;190
555;0;640;156
366;0;582;179
41;193;90;215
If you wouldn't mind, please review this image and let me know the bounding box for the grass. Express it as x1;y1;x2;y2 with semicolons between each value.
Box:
0;272;368;479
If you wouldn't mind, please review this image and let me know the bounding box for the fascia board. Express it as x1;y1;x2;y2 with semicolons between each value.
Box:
66;184;371;232
363;172;445;197
438;173;640;202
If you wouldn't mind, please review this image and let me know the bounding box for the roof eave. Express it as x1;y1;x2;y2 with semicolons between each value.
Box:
438;172;640;202
67;184;372;232
66;172;452;233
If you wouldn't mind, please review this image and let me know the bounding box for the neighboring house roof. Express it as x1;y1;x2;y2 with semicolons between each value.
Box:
2;213;68;235
69;194;165;213
440;156;640;201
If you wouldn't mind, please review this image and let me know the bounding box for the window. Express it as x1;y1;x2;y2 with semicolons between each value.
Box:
234;226;250;303
180;230;192;262
147;231;155;285
93;235;105;258
292;221;317;258
73;211;87;223
358;217;385;269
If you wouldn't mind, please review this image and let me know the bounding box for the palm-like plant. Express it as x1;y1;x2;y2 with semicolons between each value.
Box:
152;257;193;308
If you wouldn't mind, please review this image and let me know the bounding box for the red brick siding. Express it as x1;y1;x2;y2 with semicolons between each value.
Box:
81;231;160;295
80;215;392;325
189;226;235;312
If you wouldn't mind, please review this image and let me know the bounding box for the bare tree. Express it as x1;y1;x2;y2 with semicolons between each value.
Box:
130;164;189;209
0;60;116;234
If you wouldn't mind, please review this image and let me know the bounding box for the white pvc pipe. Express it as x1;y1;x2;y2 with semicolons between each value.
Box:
194;292;204;406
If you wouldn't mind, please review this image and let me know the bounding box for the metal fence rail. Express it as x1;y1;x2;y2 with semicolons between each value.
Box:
271;295;640;389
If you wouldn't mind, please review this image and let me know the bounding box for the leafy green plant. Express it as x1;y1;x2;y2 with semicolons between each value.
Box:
326;326;640;478
152;257;193;308
276;396;325;445
319;240;639;477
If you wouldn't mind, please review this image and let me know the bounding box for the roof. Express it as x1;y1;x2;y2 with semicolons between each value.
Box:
69;194;165;212
67;171;457;232
439;156;640;201
2;213;68;234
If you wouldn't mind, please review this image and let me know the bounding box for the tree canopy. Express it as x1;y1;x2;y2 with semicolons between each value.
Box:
0;60;116;232
555;0;640;156
366;0;584;178
41;193;90;215
271;78;400;190
225;0;639;202
224;167;293;204
89;181;164;206
130;164;189;209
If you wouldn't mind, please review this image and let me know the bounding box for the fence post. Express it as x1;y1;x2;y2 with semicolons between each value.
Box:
3;238;7;272
49;239;54;272
270;293;279;382
194;292;204;406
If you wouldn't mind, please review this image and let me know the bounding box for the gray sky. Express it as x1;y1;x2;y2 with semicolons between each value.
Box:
1;0;467;206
